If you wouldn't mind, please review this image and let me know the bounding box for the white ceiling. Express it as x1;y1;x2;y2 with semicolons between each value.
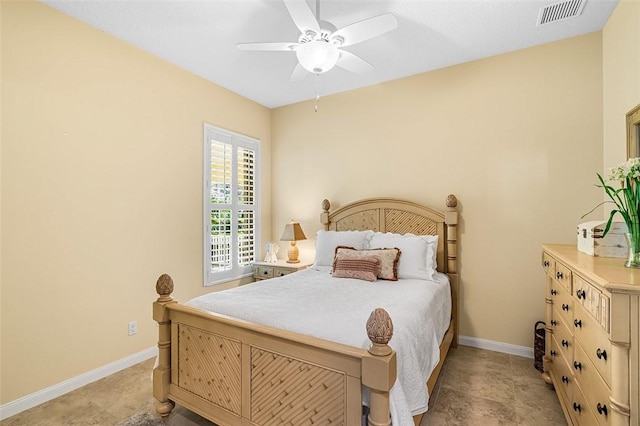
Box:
42;0;618;109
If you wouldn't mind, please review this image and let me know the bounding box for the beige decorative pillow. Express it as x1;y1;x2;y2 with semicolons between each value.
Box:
332;252;381;282
334;246;401;281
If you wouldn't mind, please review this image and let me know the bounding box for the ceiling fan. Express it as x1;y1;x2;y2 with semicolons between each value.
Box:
237;0;398;81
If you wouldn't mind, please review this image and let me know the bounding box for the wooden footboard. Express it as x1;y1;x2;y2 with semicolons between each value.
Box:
153;274;397;426
154;195;459;426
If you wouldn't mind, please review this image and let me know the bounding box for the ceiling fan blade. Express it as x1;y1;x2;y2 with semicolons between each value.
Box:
336;50;374;74
290;63;308;82
237;42;298;51
331;13;397;47
283;0;320;35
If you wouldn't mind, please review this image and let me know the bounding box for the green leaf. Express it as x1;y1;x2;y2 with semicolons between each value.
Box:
602;208;619;237
581;200;613;219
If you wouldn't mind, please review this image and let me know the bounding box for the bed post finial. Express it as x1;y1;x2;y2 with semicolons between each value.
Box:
321;199;331;231
446;194;458;209
156;273;174;302
366;308;393;356
364;308;396;426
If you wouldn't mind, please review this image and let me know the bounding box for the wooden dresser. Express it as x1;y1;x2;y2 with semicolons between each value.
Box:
541;244;640;425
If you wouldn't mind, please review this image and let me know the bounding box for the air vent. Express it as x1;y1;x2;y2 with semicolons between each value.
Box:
537;0;586;26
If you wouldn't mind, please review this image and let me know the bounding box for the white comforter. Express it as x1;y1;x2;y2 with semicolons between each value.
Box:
187;268;451;426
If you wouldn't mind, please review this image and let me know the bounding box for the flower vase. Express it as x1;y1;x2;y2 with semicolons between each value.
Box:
625;232;640;268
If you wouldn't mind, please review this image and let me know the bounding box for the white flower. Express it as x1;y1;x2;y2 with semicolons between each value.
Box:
607;158;640;182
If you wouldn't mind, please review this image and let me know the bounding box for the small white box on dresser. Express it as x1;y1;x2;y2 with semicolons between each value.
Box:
577;221;627;258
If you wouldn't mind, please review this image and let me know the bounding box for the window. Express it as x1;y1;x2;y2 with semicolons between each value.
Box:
204;124;260;285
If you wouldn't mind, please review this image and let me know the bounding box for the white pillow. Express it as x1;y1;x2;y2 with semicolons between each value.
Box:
369;232;438;280
313;230;374;269
426;235;438;270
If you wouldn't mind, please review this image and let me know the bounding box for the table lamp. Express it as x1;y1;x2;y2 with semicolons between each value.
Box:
280;221;307;263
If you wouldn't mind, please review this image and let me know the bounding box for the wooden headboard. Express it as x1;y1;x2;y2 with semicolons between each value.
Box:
320;195;459;348
320;195;458;275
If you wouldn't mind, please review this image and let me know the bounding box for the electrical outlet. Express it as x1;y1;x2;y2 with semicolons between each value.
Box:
128;321;137;336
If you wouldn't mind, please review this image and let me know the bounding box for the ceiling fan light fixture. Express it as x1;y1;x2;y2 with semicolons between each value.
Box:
296;40;339;74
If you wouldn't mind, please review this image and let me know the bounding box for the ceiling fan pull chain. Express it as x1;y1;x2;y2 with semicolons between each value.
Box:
314;73;321;112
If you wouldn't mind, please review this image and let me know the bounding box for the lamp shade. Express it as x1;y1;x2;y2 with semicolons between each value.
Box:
296;40;339;74
280;222;307;242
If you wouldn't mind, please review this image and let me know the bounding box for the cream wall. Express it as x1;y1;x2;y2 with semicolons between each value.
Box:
272;32;604;348
1;2;271;404
603;0;640;171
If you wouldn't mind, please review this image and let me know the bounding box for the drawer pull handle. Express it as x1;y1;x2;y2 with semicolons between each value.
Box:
543;260;550;267
574;319;582;328
596;348;608;361
561;339;569;348
551;289;558;296
263;271;269;275
597;403;608;416
561;375;569;384
556;271;564;279
573;402;581;412
576;289;586;299
279;272;285;276
573;361;582;371
550;320;558;326
550;350;557;357
562;304;569;311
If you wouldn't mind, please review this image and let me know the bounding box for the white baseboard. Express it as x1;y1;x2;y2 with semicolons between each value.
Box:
459;335;534;359
0;346;158;421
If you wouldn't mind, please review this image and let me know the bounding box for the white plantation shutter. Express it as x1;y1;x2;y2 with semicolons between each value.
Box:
237;147;256;266
204;124;260;285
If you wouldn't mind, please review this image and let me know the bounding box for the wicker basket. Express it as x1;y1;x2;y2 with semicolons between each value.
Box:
534;321;545;373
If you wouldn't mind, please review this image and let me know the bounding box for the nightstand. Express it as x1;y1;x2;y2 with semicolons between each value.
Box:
253;259;311;281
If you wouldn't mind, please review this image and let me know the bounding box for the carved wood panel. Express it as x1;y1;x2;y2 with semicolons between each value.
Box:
335;209;379;232
250;347;346;425
385;209;437;235
177;324;242;415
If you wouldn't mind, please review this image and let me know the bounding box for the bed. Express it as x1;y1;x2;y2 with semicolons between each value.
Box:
153;196;459;426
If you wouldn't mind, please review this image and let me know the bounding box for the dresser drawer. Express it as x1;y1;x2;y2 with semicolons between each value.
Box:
552;283;574;331
573;303;611;386
574;343;612;426
574;274;611;332
272;267;293;278
571;380;600;426
551;318;574;363
255;266;274;279
549;277;564;301
554;261;573;293
542;252;555;278
551;336;574;406
548;334;563;364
